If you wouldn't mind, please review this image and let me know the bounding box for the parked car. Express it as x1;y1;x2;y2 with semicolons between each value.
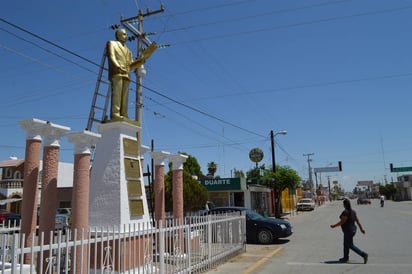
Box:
0;209;21;226
56;208;71;216
208;207;292;244
357;197;371;205
296;198;315;211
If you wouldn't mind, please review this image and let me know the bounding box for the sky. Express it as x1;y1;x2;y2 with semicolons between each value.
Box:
1;0;412;192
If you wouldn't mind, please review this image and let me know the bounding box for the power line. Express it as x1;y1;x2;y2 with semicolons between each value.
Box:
1;18;101;68
162;0;351;33
170;5;412;44
0;17;266;139
0;27;96;74
141;83;265;138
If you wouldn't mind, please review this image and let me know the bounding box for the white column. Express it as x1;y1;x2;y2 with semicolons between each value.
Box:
66;130;101;274
37;121;70;274
38;122;70;235
19;118;47;264
140;144;150;169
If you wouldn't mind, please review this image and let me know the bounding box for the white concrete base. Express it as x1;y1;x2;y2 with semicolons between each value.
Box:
0;263;35;273
88;122;151;231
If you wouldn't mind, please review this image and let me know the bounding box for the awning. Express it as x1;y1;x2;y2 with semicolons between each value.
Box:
0;198;22;205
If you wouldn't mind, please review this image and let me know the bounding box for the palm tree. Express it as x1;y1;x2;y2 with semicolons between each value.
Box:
207;162;217;178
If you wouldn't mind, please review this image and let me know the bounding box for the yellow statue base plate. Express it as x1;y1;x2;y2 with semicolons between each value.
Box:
103;117;141;126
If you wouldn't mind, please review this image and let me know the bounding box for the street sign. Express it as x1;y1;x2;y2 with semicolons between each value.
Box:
392;166;412;172
249;148;264;163
314;166;340;173
314;161;342;173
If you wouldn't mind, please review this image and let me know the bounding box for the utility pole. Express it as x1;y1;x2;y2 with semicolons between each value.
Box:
271;130;276;173
133;6;164;124
303;153;314;198
327;175;331;202
119;5;165;148
270;130;287;218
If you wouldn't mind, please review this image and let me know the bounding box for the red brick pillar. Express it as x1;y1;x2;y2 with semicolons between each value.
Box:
19;119;47;264
169;154;188;255
169;154;188;223
151;151;170;227
37;122;70;273
67;130;101;274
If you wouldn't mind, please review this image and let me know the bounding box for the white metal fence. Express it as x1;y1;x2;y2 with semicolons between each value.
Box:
1;214;246;273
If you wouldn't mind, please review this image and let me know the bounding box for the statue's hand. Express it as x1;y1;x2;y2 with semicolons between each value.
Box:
118;66;128;73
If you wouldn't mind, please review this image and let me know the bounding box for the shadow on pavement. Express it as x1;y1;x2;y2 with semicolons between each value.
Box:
274;239;290;245
324;260;346;264
324;260;363;264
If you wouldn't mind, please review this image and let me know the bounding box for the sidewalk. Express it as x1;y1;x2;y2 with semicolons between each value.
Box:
205;204;328;274
205;243;284;274
205;211;298;274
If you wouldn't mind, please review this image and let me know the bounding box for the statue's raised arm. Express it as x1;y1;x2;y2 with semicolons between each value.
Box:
129;43;158;71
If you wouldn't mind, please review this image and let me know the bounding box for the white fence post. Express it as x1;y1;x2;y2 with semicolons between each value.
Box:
0;214;246;273
159;220;165;274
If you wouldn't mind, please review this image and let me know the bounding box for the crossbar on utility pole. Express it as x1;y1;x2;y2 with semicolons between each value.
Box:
119;5;164;149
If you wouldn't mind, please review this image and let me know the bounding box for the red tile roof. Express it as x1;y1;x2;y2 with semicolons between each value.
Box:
0;159;25;168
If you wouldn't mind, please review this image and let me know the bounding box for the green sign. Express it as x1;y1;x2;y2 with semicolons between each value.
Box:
392;166;412;172
198;178;242;191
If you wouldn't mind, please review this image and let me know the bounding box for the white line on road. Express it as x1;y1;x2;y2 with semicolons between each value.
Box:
287;262;412;267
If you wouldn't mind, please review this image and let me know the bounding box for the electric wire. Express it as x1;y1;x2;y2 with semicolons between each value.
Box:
171;5;412;44
1;18;264;138
0;26;96;74
162;0;351;33
2;1;411;175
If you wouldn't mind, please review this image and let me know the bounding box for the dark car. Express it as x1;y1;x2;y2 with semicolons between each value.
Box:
357;197;371;205
208;207;292;244
0;209;21;226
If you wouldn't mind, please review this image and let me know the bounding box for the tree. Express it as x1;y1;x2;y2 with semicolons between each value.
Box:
246;164;265;183
164;171;208;214
233;168;245;178
262;165;301;218
379;183;397;200
164;153;208;215
173;152;203;176
207;161;217;177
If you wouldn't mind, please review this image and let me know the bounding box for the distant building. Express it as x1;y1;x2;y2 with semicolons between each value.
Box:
0;158;74;213
395;175;412;201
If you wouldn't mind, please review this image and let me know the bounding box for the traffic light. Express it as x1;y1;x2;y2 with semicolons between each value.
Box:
390;163;393;172
338;161;342;171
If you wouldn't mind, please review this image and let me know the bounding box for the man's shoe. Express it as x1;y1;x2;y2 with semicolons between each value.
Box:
339;258;348;263
363;253;368;264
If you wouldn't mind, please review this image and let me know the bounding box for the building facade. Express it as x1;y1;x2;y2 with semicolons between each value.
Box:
0;158;74;213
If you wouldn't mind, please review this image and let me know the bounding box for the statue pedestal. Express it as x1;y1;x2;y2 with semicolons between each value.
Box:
89;122;150;231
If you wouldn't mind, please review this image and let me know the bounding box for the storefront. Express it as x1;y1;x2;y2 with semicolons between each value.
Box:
198;177;272;215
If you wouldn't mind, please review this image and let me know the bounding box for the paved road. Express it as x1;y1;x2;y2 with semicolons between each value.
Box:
206;200;412;274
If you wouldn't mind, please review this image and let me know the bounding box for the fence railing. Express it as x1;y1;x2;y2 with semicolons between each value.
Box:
1;214;246;273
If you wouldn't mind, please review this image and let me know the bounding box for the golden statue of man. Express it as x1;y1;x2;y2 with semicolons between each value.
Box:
106;29;157;121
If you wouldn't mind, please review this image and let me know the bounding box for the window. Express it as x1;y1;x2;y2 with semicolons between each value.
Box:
14;171;22;179
5;168;12;178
